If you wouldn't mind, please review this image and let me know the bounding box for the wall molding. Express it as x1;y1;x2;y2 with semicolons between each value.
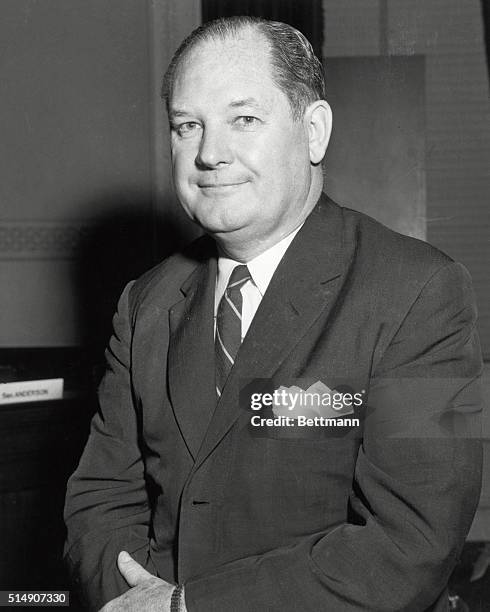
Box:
0;222;90;259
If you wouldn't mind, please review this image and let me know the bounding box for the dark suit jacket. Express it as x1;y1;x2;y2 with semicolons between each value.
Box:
64;195;483;611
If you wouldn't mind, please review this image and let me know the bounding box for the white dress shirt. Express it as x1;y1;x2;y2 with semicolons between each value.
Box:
214;225;303;341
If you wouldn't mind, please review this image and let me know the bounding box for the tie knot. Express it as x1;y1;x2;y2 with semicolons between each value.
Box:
227;264;251;290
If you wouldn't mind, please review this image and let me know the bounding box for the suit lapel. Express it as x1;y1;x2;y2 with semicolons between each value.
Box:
168;244;218;460
194;195;350;470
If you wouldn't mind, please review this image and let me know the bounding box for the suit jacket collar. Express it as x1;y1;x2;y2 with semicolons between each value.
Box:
167;238;218;460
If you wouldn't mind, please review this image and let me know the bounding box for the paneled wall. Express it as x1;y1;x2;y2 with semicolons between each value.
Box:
0;0;200;348
324;55;426;240
323;0;490;357
0;1;151;346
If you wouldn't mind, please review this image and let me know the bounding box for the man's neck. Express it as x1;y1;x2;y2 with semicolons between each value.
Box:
214;220;305;263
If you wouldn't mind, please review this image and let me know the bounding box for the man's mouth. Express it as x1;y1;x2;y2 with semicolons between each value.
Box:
198;181;248;189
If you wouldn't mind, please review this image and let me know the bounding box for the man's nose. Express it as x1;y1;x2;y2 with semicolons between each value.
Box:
195;126;233;169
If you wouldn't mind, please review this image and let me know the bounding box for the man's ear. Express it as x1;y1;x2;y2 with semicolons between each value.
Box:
305;100;332;164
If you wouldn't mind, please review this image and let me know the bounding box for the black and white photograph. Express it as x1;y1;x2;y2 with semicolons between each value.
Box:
1;1;489;610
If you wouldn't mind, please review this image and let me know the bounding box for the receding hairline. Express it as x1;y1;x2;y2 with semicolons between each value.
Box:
171;24;274;87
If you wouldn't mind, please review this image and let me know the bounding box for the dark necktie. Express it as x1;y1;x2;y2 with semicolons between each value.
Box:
215;264;251;397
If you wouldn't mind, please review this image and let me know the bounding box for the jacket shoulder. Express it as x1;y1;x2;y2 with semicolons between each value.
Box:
339;203;454;282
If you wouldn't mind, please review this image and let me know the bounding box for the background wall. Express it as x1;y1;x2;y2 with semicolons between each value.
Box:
1;1;152;346
324;55;426;239
0;0;199;349
1;1;487;356
323;0;490;357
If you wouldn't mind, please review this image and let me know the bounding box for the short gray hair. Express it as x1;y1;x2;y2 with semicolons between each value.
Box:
162;16;326;121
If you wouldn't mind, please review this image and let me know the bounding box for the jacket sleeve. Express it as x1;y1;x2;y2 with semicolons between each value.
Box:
64;282;155;611
183;262;483;611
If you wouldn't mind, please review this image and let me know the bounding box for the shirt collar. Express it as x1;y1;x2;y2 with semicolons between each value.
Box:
216;224;303;299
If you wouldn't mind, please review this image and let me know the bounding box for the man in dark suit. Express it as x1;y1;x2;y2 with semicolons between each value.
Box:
64;16;483;611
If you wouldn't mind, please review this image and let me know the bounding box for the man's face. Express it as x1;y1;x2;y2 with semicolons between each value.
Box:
168;30;314;248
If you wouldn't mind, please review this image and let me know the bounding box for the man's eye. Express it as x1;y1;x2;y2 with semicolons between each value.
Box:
235;116;261;128
175;122;201;137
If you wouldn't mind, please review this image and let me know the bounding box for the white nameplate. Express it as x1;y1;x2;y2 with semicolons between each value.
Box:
0;378;64;405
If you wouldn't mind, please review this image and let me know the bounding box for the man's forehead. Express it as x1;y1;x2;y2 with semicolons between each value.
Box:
177;29;272;82
169;31;283;114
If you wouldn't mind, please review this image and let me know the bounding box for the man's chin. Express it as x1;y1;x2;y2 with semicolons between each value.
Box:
199;221;247;238
193;212;251;237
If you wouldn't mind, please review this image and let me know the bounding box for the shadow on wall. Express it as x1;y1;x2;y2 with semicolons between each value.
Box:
72;192;196;381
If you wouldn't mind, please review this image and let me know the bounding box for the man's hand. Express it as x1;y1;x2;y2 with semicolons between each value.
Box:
99;551;175;611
